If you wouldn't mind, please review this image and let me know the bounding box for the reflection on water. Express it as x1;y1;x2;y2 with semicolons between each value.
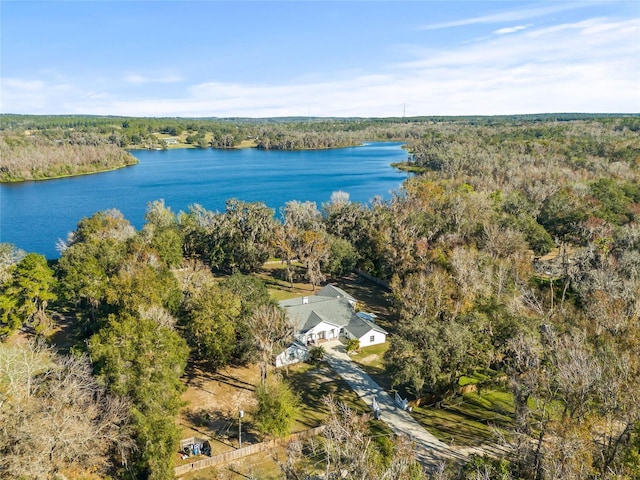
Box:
0;142;408;258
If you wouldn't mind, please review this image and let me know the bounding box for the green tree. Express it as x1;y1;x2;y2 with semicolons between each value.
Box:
208;199;276;273
220;273;274;364
539;187;595;241
178;203;217;259
590;178;635;225
105;243;181;316
322;235;358;277
56;241;116;327
181;283;241;366
254;376;299;437
143;199;183;267
308;345;325;364
0;253;57;336
69;208;135;246
56;210;132;329
89;313;189;480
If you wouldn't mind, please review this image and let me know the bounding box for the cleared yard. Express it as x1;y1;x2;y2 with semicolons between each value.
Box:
176;356;373;477
177;266;513;475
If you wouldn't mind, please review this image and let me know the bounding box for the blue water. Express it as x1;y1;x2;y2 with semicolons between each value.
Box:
0;142;408;258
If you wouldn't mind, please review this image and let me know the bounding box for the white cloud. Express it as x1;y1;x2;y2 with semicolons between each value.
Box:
1;78;71;113
3;16;639;117
123;73;183;84
2;78;46;92
419;3;587;30
493;24;531;35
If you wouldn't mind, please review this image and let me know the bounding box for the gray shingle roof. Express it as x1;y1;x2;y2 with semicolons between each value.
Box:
316;284;356;303
345;316;388;339
280;291;387;339
281;295;355;331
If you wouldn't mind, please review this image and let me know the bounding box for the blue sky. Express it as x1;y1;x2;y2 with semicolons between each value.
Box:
2;1;639;117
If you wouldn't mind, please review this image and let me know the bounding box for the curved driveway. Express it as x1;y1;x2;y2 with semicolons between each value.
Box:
323;340;465;468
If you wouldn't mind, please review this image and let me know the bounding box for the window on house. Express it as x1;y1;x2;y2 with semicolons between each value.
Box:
370;335;375;342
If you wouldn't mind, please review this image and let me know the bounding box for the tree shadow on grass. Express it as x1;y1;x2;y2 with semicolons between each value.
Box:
284;362;367;428
184;361;256;392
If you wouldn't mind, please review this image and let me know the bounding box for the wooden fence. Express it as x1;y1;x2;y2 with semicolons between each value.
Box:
353;269;391;290
174;425;326;477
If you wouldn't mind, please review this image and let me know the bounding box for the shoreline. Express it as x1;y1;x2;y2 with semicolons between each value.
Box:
1;141;401;184
0;160;138;184
390;162;426;173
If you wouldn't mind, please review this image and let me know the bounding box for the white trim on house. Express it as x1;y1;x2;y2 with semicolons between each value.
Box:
277;285;388;366
275;342;309;368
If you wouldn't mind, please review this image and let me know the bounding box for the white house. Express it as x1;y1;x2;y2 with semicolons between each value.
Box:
275;284;388;367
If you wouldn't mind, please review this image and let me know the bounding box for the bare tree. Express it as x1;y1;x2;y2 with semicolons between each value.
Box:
275;396;426;480
272;223;298;288
247;304;294;384
0;341;133;479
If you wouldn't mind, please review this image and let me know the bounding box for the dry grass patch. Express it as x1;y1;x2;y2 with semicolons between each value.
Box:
178;448;283;479
257;262;320;301
178;362;260;457
177;359;370;464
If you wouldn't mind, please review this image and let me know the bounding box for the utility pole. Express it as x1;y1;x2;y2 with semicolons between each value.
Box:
238;409;244;449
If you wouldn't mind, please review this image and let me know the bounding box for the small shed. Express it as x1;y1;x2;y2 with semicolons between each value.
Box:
275;341;309;368
179;436;211;457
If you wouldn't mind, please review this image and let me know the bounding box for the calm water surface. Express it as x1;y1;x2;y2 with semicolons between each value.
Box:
1;142;408;258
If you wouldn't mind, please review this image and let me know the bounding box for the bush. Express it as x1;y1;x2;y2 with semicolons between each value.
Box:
308;345;325;364
254;377;299;438
345;339;360;353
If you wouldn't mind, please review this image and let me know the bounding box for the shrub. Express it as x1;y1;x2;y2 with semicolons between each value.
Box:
345;339;360;353
308;345;325;364
254;377;299;438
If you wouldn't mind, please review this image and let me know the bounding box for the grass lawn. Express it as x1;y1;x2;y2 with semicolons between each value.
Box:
177;357;376;478
349;342;392;390
257;261;319;301
178;448;283;479
348;341;515;448
284;361;369;429
411;387;514;447
237;139;258;148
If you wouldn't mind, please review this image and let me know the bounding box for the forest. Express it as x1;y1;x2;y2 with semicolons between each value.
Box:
1;115;640;479
3;113;636;182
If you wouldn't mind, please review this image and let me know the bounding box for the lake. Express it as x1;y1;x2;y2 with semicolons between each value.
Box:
0;142;408;258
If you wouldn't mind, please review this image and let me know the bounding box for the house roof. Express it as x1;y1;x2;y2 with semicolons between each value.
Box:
280;288;387;340
300;311;342;334
345;316;388;339
281;295;356;332
316;284;356;303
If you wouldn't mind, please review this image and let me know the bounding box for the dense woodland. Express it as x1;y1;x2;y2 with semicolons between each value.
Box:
3;113;635;181
1;115;640;479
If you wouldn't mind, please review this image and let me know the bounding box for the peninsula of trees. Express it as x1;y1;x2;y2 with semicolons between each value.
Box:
2;112;637;182
1;113;640;479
